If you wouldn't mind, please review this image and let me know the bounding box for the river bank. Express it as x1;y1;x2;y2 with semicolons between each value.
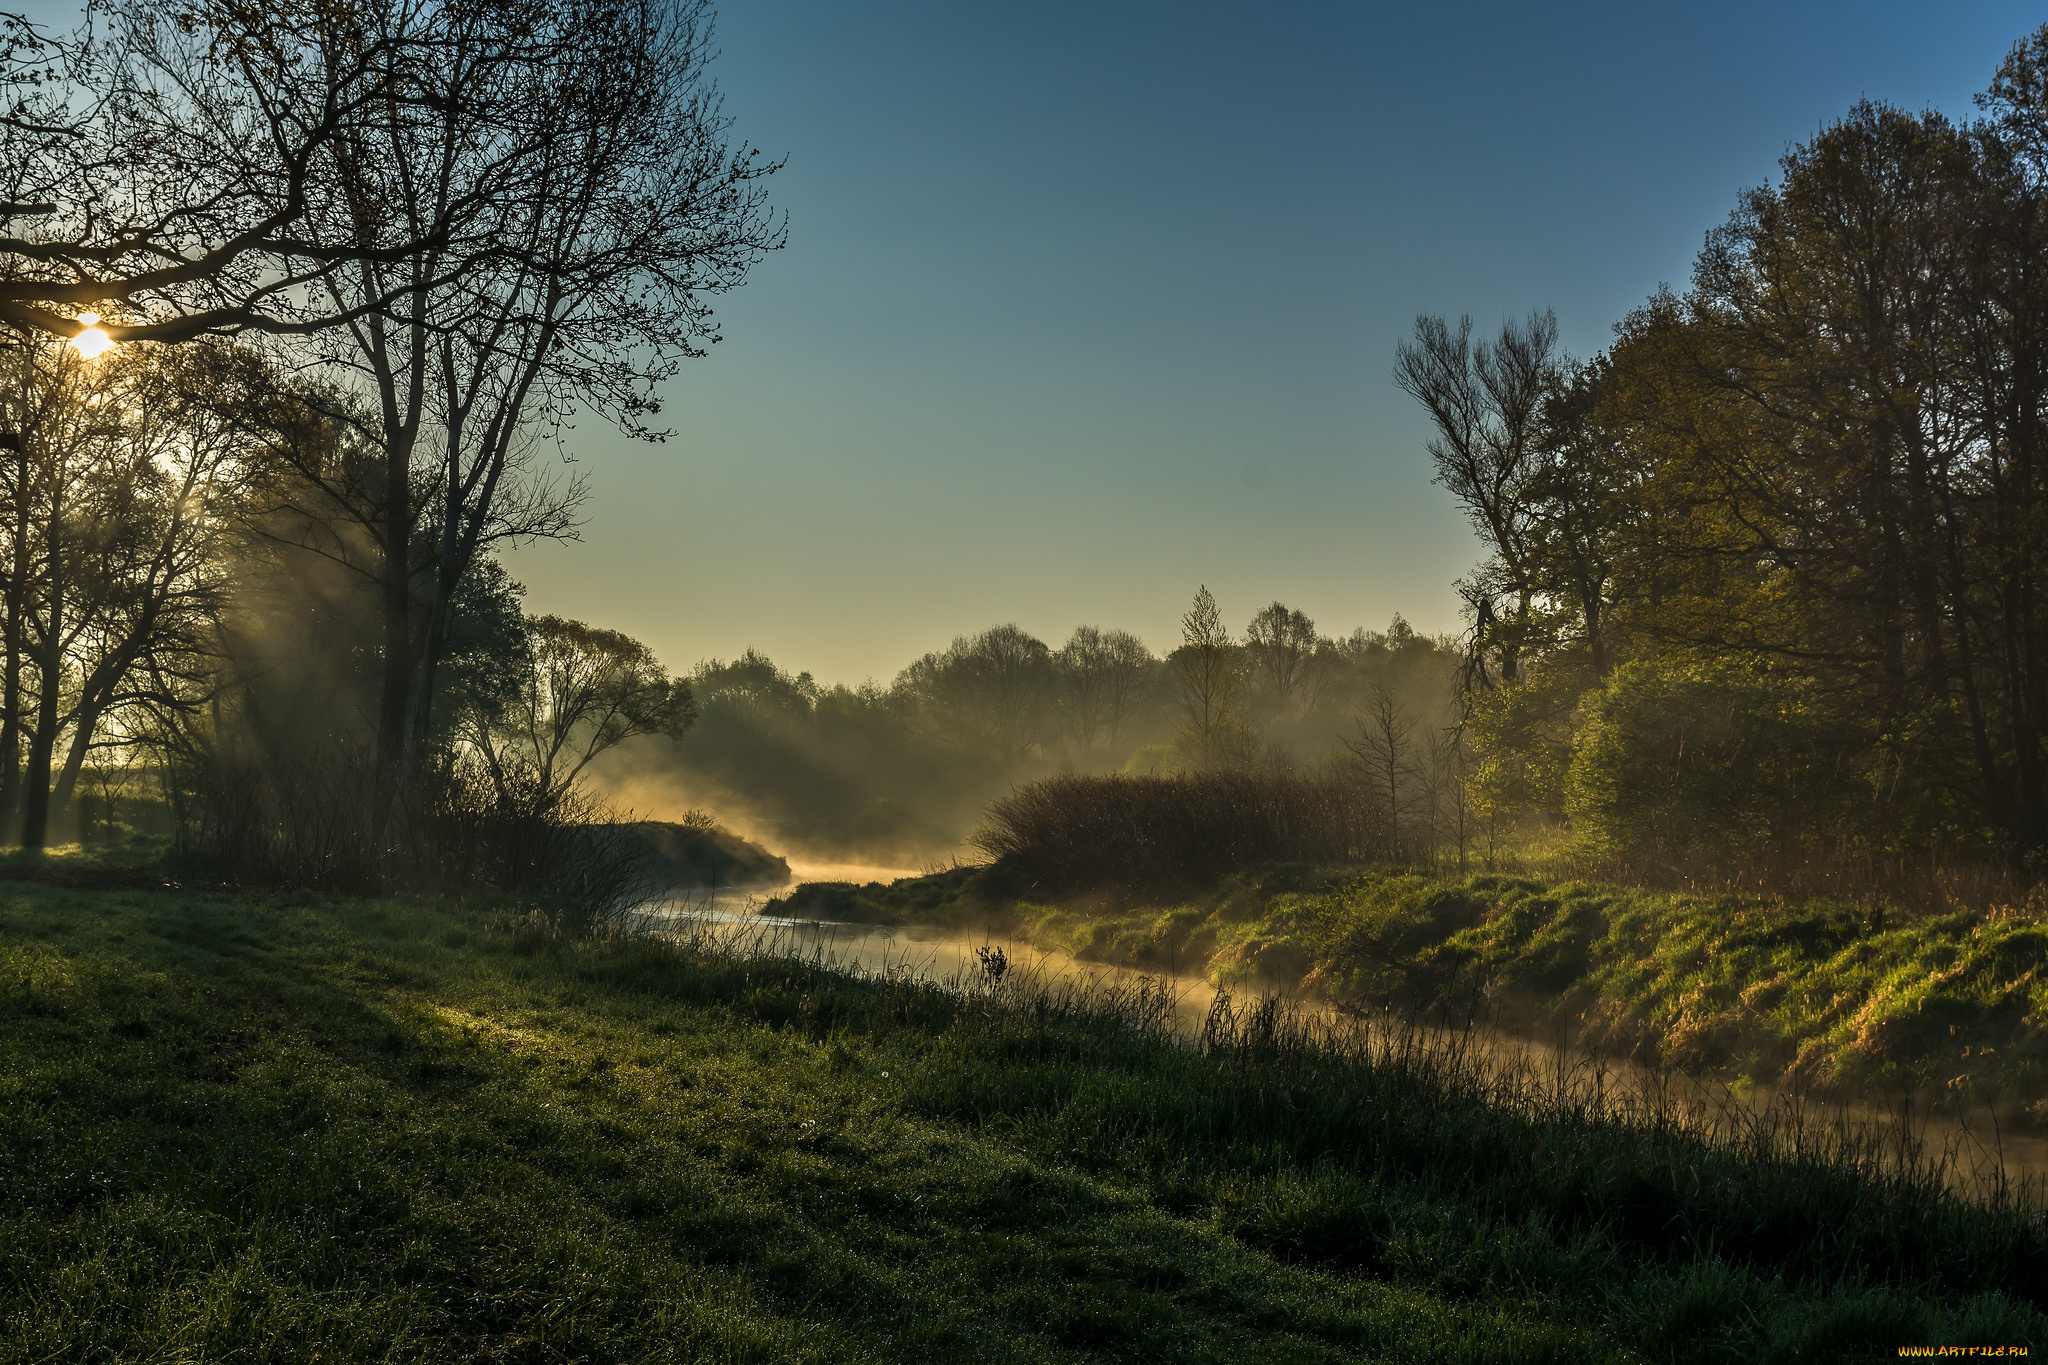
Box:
763;862;2048;1145
659;886;2048;1203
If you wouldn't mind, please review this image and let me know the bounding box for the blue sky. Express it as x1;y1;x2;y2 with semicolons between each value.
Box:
30;0;2048;681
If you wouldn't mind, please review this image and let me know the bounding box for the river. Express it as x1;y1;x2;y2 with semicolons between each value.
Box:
633;886;2048;1204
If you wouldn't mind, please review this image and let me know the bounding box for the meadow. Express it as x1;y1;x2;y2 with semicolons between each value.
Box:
0;859;2038;1361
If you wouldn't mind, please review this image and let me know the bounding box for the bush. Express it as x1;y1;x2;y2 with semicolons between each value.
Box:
973;772;1389;895
167;745;658;919
1565;659;1851;865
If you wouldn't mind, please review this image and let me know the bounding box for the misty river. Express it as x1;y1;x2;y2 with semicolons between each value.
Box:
631;882;2048;1205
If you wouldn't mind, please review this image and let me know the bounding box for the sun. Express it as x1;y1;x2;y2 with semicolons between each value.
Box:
70;312;113;360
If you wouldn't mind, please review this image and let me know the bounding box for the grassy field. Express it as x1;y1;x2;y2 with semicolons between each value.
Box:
0;871;2040;1360
777;865;2048;1116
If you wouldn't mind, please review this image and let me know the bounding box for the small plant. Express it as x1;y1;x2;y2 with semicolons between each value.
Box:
975;943;1010;991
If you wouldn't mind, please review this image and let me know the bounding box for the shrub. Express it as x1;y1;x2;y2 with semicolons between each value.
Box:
972;772;1389;895
167;745;658;919
1565;659;1851;865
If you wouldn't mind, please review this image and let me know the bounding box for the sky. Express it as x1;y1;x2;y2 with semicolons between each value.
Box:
27;0;2048;683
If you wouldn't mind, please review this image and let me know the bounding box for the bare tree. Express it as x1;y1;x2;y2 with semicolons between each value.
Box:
1395;311;1559;683
0;2;565;343
355;0;781;847
6;0;781;855
1413;721;1471;872
1346;683;1415;855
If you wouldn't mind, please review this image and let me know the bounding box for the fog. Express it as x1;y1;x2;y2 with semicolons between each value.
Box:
585;606;1461;877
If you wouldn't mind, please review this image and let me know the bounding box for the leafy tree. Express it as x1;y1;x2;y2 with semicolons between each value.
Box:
1398;27;2048;868
1170;586;1254;771
1565;660;1849;866
896;624;1055;761
1243;601;1319;709
1053;625;1155;750
459;616;693;816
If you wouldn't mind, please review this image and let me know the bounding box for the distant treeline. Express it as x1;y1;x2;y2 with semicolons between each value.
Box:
598;600;1460;862
1413;27;2048;879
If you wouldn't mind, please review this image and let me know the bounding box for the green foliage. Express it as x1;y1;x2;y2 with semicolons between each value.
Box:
1462;663;1579;827
0;883;2034;1359
1564;659;1846;862
621;613;1460;864
1408;29;2048;868
973;773;1392;896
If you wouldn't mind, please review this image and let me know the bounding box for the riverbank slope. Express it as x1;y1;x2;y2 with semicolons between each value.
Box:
768;864;2048;1119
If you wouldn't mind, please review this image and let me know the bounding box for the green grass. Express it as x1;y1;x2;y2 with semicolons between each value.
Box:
0;879;2039;1360
1206;870;2048;1104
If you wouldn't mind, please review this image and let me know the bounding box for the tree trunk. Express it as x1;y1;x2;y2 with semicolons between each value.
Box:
383;577;452;852
372;432;415;834
48;669;120;834
0;450;28;842
19;626;62;851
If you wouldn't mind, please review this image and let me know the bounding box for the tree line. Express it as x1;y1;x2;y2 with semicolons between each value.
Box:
1411;26;2048;877
638;594;1462;863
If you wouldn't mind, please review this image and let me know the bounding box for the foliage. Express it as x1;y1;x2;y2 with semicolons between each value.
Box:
0;0;781;863
1564;658;1852;864
1052;624;1154;749
1407;28;2048;875
628;617;1460;863
896;624;1057;760
1244;601;1319;708
1169;585;1256;770
893;859;2048;1118
456;615;694;817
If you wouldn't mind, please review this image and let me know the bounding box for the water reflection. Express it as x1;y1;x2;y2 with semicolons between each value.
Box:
635;889;1227;1030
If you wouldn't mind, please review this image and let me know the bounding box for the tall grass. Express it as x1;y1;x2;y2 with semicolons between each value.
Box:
974;772;1390;895
3;882;2035;1357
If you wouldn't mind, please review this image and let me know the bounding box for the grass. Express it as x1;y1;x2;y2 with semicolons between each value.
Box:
0;873;2039;1359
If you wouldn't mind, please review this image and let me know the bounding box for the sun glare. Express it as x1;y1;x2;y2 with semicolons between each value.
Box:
70;312;112;360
